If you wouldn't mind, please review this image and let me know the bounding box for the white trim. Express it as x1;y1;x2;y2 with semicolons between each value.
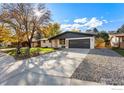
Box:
66;37;92;40
66;37;95;49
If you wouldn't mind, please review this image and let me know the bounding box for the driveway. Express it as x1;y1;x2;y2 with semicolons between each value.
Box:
0;49;100;85
72;49;124;85
27;48;89;77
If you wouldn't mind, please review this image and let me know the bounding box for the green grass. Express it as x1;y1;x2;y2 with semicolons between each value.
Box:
4;47;55;60
0;46;8;49
30;47;55;54
112;48;124;56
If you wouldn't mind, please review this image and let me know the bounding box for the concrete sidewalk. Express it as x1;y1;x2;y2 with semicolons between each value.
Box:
0;71;100;85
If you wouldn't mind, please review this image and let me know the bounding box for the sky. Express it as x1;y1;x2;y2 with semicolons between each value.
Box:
46;3;124;32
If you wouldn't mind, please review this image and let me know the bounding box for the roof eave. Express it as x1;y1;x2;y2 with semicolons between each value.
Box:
49;31;96;40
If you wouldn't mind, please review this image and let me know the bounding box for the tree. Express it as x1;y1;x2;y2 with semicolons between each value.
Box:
86;28;99;33
85;29;92;33
117;24;124;33
0;24;11;42
50;23;61;37
0;8;27;51
98;31;109;42
34;32;42;40
0;24;18;44
93;28;99;33
70;28;81;32
0;3;51;55
40;23;61;38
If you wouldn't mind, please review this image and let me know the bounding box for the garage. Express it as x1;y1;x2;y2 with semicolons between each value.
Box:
49;31;95;49
69;39;90;48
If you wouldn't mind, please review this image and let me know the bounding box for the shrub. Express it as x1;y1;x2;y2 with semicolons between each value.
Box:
95;37;105;48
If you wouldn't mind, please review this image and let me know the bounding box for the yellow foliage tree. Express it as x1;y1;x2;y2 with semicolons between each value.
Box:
0;25;12;42
40;23;61;38
95;37;105;48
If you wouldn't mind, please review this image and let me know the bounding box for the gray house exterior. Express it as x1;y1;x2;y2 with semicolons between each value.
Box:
49;31;96;49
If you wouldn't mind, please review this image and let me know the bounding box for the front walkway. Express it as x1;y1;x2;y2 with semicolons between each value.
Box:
0;49;100;85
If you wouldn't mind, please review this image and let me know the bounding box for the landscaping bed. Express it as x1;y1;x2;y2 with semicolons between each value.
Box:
1;47;55;60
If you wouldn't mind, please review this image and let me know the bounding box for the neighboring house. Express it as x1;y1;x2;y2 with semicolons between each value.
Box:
0;42;12;47
109;33;124;48
49;31;95;49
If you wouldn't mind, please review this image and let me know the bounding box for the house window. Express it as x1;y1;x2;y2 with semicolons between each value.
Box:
59;39;65;45
49;40;51;43
122;37;124;42
43;40;45;43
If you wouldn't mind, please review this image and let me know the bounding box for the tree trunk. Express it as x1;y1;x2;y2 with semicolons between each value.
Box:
28;41;32;48
16;42;21;57
26;39;32;57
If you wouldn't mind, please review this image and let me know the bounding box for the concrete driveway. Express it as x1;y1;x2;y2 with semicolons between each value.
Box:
27;48;90;77
0;48;100;85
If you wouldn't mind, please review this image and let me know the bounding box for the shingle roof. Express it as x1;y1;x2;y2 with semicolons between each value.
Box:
49;31;96;40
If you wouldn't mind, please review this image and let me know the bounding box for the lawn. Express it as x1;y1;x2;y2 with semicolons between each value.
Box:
112;48;124;56
3;47;55;60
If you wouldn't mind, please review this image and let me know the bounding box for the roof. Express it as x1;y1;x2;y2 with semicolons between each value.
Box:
32;38;48;42
39;38;48;40
109;33;124;37
49;31;96;40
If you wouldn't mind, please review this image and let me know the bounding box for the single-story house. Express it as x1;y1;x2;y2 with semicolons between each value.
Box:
37;31;96;49
32;38;41;47
40;38;52;47
109;33;124;48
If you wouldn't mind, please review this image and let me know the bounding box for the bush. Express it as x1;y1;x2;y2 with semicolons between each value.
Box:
95;37;104;43
98;31;109;42
95;37;105;48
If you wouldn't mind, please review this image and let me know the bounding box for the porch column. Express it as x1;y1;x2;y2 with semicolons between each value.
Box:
90;37;95;49
65;39;69;48
118;37;121;48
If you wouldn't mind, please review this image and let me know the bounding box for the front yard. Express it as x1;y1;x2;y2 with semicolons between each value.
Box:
0;47;55;60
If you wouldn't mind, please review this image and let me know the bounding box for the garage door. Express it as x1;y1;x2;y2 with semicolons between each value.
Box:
69;39;90;48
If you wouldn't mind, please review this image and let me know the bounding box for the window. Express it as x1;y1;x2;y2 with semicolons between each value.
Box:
122;37;124;42
59;39;65;45
43;40;45;43
49;40;51;43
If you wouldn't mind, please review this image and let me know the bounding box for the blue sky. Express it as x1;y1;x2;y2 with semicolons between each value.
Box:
46;3;124;32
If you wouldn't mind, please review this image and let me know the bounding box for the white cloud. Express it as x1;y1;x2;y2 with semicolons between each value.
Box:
61;23;83;30
74;18;87;23
61;24;72;29
71;24;83;28
102;20;108;23
61;17;108;30
83;17;103;28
